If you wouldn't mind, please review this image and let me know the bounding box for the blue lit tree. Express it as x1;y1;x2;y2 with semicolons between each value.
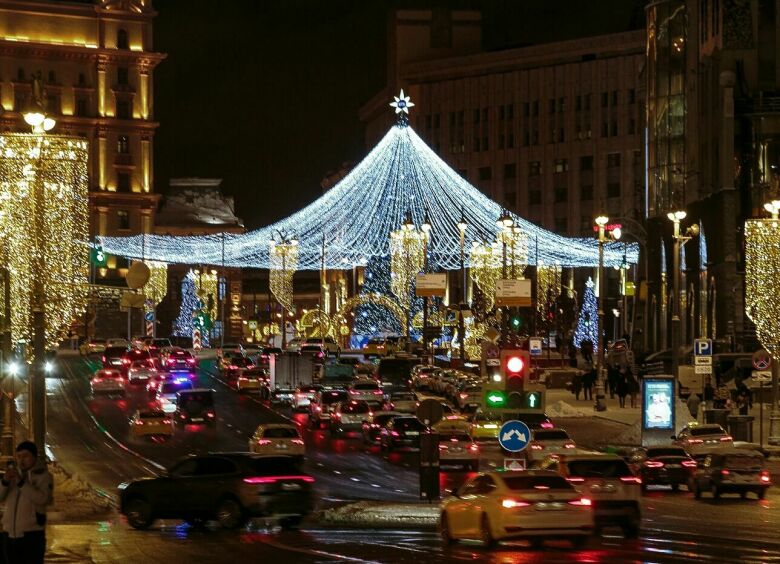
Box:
573;278;598;349
351;258;402;346
173;271;210;345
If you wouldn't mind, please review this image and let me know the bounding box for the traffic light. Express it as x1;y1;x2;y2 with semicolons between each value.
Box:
510;313;522;332
90;245;107;267
501;349;530;394
484;389;507;408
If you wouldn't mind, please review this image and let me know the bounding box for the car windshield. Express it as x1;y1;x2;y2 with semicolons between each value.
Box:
367;338;385;345
230;358;253;367
341;402;369;414
138;411;167;419
105;346;127;356
534;430;570;441
161;381;193;394
172;350;192;359
502;475;573;491
322;391;348;404
690;427;725;436
152;339;171;347
567;459;633;478
374;414;398;426
262;427;299;439
178;391;213;405
298;386;320;393
440;434;471;442
130;361;150;369
97;371;120;379
723;454;763;470
353;382;378;390
245;457;305;476
394;418;424;431
646;447;687;458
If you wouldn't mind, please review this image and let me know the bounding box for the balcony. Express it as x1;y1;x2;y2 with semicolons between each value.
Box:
114;153;133;166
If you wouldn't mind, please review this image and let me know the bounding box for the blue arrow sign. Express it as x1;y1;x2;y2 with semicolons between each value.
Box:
498;420;531;453
144;311;154;322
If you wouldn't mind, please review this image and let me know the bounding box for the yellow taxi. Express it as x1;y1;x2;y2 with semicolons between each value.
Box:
129;409;173;437
363;337;388;357
249;423;305;460
469;409;502;441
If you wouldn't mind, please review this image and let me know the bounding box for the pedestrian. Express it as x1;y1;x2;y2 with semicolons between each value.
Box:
607;365;619;399
582;369;595;401
568;343;578;368
0;441;53;564
687;393;701;419
571;372;583;401
627;371;640;408
616;371;628;408
703;377;715;411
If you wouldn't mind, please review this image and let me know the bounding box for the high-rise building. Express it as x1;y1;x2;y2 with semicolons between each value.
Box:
0;0;165;282
360;10;645;238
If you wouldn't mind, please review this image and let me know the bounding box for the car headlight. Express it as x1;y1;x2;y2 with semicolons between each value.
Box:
118;482;129;490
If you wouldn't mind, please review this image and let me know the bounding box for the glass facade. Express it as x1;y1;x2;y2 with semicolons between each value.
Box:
646;0;687;216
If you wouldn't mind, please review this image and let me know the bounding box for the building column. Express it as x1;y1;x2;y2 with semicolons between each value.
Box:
97;206;109;237
138;61;150;120
97;127;108;190
141;134;151;193
97;57;108;117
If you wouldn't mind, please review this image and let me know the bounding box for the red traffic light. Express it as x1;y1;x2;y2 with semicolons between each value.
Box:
506;356;524;374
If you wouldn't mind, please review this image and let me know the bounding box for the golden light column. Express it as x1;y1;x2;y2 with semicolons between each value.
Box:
390;216;425;337
269;233;299;349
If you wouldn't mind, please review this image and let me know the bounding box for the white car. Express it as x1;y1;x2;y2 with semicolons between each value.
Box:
249;423;305;459
673;424;733;454
388;391;418;413
331;400;372;436
127;360;157;384
106;338;130;348
439;470;594;548
294;385;323;410
526;428;577;463
156;378;194;413
90;369;126;395
303;337;339;355
348;379;384;402
456;384;483;410
437;430;480;471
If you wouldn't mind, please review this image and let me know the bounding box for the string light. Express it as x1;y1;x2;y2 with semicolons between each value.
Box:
97;101;637;271
144;261;168;306
269;240;298;312
0;134;89;351
390;227;425;312
469;243;502;311
195;269;218;326
537;264;562;319
745;219;780;355
173;271;198;339
573;277;598;348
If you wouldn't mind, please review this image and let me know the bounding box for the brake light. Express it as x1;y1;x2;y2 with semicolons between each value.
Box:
187;358;195;365
681;460;697;468
135;420;144;425
314;405;321;412
469;444;479;452
291;439;304;445
373;390;383;395
439;444;448;450
101;356;106;363
169;359;176;366
564;443;576;449
459;393;468;399
92;378;102;383
566;477;585;483
644;461;664;468
122;358;130;365
761;471;771;483
256;439;272;445
229;365;237;370
620;476;642;484
721;469;730;476
688;438;703;444
569;498;592;506
243;475;315;484
206;412;215;418
501;499;531;509
540;422;554;429
391;431;399;437
720;436;732;442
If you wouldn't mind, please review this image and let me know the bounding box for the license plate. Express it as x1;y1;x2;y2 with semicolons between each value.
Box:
281;483;301;491
535;502;565;511
666;464;681;468
406;431;419;436
111;360;121;365
276;443;289;449
191;418;203;422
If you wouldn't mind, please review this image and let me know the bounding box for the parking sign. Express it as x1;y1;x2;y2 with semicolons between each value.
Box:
694;338;712;356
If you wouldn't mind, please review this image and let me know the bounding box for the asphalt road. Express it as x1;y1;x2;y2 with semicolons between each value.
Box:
39;354;780;563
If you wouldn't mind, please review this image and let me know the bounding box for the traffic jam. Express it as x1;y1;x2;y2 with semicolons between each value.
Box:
80;337;773;549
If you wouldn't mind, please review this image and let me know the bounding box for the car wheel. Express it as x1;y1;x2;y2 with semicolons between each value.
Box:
279;516;303;530
711;485;720;500
671;483;680;492
571;536;588;550
125;498;153;530
621;509;640;539
480;514;496;549
693;481;701;499
740;491;747;499
438;512;455;546
185;517;207;529
469;461;479;471
216;497;245;529
758;488;767;500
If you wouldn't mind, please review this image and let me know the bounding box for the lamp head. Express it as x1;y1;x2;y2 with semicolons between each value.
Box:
595;215;609;227
23;111;45;127
686;224;700;237
42;117;56;131
611;226;622;240
668;210;687;222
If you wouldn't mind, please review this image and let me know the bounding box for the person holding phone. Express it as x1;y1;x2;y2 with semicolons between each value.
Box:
0;441;53;563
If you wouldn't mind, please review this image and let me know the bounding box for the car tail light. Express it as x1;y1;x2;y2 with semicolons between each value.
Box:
373;390;383;395
206;411;215;418
469;444;479;452
169;359;176;366
530;444;543;450
187;358;196;365
620;476;642;484
566;477;585;483
333;413;341;420
92;378;102;383
256;439;272;445
439;444;448;450
122;358;130;365
720;436;732;442
459;393;468;399
314;405;321;412
721;469;730;476
568;498;592;506
135;420;144;425
681;460;697;468
101;356;106;363
368;412;374;418
688;438;704;444
644;461;664;468
501;499;531;509
564;443;576;449
540;422;554;429
761;471;771;483
391;430;399;437
291;439;304;445
243;475;315;484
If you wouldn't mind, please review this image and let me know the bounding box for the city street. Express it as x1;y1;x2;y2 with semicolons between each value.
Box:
31;354;780;562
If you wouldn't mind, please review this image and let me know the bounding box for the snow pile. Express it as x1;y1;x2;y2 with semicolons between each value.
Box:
546;400;590;418
612;421;642;445
48;462;113;521
318;501;438;528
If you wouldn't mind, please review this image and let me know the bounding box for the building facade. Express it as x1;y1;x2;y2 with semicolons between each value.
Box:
361;10;646;239
0;0;165;283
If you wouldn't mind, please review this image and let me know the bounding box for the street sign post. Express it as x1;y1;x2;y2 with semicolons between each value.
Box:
694;338;713;356
752;349;772;371
415;273;447;297
529;338;543;356
495;279;532;307
498;420;531;453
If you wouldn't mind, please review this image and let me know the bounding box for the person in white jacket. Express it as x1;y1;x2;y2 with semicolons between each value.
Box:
0;441;53;564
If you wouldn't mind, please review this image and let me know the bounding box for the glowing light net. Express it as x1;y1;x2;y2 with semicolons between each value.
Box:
98;123;637;270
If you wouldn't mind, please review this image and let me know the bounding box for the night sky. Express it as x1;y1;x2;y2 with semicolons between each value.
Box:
152;1;645;229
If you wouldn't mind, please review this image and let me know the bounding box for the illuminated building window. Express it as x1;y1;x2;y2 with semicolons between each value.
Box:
117;172;131;193
117;135;130;154
554;158;569;173
117;210;130;230
117;29;129;49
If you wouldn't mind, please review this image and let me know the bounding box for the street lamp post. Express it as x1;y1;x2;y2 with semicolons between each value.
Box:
497;209;513;346
457;213;467;362
593;215;621;411
667;210;698;390
421;213;432;352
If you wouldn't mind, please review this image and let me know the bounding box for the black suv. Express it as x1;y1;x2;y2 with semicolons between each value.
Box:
175;389;216;425
119;454;314;529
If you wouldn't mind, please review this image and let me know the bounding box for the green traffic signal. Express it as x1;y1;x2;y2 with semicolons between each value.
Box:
485;390;507;407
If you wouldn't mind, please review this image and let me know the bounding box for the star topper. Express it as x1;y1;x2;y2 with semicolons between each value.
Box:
390;89;415;114
585;277;595;289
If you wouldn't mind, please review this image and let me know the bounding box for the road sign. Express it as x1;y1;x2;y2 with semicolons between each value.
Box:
694;356;712;365
694;338;712;356
752;349;772;371
752;370;772;384
495;279;532;307
498;420;531;453
529;338;543;356
144;311;154;322
694;364;713;374
416;399;444;427
504;459;526;471
486;358;500;366
415;273;447;297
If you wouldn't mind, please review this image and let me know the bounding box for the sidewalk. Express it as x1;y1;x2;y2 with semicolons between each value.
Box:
546;388;641;426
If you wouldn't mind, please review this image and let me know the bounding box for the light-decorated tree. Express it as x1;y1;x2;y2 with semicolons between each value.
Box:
173;270;210;345
573;277;598;349
352;258;402;344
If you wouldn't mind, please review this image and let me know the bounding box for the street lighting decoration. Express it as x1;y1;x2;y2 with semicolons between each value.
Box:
745;216;780;356
389;223;425;314
0;134;89;352
269;235;299;312
144;261;168;306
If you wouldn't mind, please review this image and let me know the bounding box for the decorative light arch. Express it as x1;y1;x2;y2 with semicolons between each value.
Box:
339;294;407;332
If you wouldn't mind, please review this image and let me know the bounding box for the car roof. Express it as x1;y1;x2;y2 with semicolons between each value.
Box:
549;452;624;461
694;446;764;456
